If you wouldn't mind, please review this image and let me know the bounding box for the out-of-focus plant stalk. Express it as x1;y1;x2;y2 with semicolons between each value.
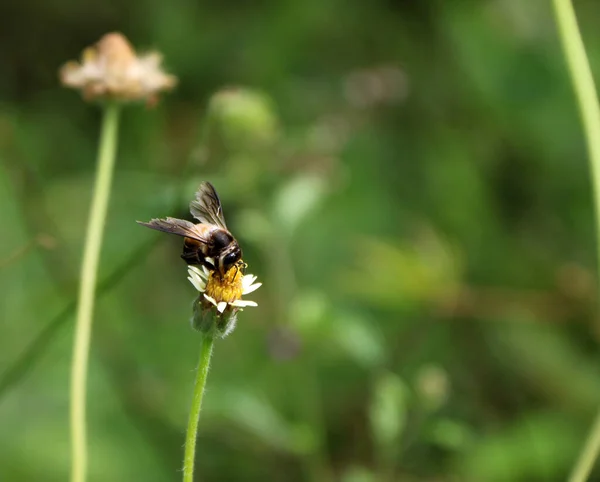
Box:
551;1;600;481
71;102;121;482
183;334;214;482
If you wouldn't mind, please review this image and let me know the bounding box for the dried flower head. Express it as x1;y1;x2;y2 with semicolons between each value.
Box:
60;32;177;103
188;262;261;337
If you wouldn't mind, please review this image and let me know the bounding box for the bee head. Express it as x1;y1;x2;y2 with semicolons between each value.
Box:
218;243;242;275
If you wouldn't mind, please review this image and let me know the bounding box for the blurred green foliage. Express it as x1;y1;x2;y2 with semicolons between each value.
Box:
2;0;600;481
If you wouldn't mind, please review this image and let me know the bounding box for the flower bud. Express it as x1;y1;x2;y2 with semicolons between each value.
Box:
203;87;278;153
190;294;238;337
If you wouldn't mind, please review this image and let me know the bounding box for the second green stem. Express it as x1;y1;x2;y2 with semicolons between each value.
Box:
70;103;121;482
551;1;600;481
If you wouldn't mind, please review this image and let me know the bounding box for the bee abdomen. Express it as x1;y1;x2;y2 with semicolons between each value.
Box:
181;237;206;265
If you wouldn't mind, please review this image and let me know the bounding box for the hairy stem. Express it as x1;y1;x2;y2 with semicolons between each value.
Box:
551;1;600;481
183;334;214;482
70;103;121;482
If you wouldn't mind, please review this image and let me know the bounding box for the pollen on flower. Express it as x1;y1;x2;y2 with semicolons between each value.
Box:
205;266;244;304
188;262;260;335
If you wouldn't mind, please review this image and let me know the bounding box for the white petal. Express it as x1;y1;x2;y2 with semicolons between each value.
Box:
188;265;204;277
188;266;208;283
242;274;257;288
203;294;218;307
187;275;206;292
187;270;207;291
231;299;258;308
242;282;262;295
217;301;227;313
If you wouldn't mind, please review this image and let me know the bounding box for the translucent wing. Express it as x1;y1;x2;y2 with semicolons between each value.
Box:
189;182;228;229
136;217;208;244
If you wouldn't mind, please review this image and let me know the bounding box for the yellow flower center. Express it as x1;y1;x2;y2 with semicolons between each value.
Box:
205;265;244;304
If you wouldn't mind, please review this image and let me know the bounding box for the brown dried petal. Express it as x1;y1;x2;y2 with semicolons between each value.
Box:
59;32;176;103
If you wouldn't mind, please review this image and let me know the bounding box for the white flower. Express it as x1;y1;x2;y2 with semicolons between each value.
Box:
187;265;261;314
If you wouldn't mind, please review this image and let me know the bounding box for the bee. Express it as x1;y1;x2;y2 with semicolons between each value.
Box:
137;181;242;278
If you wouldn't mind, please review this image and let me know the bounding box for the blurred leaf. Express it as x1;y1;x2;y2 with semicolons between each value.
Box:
458;411;580;482
341;231;463;310
341;466;376;482
330;311;385;368
209;388;317;456
236;209;275;244
369;372;409;451
0;236;159;400
288;289;330;336
413;364;450;412
427;417;473;452
488;322;600;412
273;174;328;237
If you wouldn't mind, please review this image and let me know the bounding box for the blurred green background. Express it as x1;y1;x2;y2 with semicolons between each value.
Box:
2;1;600;481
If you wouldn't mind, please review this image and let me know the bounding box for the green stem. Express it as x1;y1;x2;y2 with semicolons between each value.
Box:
551;1;600;481
183;335;214;482
571;412;600;482
70;103;121;482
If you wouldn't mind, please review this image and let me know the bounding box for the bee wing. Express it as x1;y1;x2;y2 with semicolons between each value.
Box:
136;217;208;244
189;181;228;229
